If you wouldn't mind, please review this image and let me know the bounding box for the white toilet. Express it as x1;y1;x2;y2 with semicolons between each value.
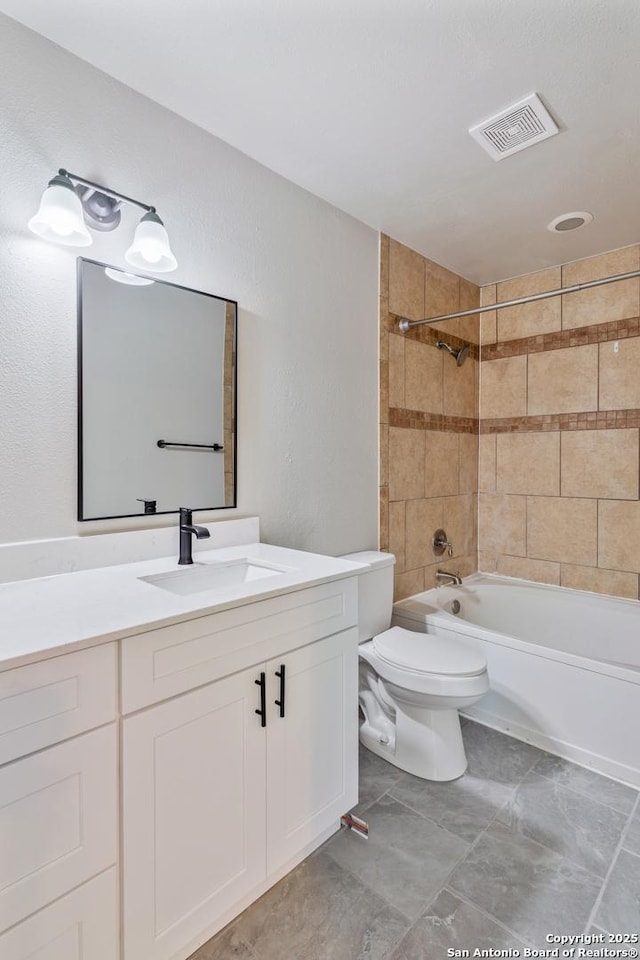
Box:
343;551;489;782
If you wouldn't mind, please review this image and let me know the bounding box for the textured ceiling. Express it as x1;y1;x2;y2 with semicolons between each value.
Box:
2;0;639;283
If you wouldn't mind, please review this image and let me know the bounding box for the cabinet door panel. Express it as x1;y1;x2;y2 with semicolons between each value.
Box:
0;644;117;764
122;669;266;960
266;629;358;874
0;868;118;960
0;725;117;932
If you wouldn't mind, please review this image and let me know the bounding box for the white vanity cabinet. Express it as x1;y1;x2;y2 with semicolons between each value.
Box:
265;631;357;875
122;665;267;960
121;579;359;960
0;644;118;960
0;548;362;960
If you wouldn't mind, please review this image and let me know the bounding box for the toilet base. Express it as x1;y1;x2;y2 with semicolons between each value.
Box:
360;701;468;781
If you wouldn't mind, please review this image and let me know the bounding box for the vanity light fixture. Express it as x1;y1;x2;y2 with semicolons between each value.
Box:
29;169;178;272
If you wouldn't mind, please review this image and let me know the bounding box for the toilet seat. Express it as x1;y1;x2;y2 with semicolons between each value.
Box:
372;626;486;677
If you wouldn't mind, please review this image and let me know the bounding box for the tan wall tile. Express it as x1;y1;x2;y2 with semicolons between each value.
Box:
560;564;638;600
405;498;445;569
563;279;639;330
478;493;526;556
425;553;477;589
562;244;639;284
394;567;425;602
562;245;640;329
389;427;425;501
479;434;497;493
389;239;425;320
457;553;478;579
380;359;389;424
459;278;480;345
425;259;460;336
480;355;527;419
380;423;389;487
444;354;477;418
527;496;597;565
379;323;389;362
497;432;560;496
423;563;440;590
598;500;640;572
425;431;459;497
473;357;480;420
478;551;497;573
379;486;389;551
599;337;640;411
389;500;406;573
388;333;405;408
442;494;477;557
561;429;639;500
379;234;390;300
497;267;562;341
459;433;479;494
496;555;560;585
480;284;497;345
405;339;443;413
527;344;598;415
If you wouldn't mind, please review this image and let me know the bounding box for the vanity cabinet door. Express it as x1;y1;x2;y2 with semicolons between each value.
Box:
0;868;118;960
0;724;118;933
265;628;359;876
122;667;266;960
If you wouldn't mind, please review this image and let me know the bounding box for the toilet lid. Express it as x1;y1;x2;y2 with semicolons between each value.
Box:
372;626;487;677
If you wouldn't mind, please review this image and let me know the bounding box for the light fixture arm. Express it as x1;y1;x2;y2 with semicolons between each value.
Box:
58;169;156;215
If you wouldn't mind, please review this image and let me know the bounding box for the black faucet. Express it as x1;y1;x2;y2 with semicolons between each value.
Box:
178;507;211;564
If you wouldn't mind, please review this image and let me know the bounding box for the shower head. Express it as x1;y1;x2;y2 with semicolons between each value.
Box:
436;340;470;366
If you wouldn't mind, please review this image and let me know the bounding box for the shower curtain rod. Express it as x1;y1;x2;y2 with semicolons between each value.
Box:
397;269;640;333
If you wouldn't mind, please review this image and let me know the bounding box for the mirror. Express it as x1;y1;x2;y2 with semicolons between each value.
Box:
77;258;237;520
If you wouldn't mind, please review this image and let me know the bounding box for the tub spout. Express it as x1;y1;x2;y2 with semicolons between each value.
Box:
436;570;462;586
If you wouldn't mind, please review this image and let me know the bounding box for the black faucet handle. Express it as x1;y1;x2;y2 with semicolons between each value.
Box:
179;506;193;526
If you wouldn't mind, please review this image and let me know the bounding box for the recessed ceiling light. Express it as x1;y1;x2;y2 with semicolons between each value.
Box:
547;211;594;233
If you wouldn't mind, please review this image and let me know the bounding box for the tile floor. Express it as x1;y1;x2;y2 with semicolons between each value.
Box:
190;721;640;959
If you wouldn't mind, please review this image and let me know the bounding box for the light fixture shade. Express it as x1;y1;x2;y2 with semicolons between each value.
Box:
125;211;177;273
28;174;92;247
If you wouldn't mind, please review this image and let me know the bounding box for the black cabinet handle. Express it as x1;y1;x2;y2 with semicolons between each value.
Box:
255;672;266;727
274;664;286;718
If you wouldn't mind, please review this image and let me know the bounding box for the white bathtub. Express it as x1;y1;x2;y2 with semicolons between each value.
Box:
392;574;640;787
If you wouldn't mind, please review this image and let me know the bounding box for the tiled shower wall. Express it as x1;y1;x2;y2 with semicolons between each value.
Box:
379;235;480;601
478;243;640;600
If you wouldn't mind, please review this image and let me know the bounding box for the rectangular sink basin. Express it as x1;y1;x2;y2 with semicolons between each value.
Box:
140;558;290;597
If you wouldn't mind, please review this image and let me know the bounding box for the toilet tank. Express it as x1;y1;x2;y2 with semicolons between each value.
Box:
341;551;395;642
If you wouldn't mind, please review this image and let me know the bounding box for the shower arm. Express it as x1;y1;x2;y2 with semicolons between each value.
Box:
397;269;640;333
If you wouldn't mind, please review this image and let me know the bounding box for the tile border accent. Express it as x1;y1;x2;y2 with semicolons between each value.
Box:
481;317;640;361
481;409;640;435
387;311;480;359
390;407;478;434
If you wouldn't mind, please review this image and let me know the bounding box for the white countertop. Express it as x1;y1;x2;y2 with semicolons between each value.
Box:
0;542;368;671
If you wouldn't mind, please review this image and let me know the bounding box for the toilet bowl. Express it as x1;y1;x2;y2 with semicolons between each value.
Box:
342;552;489;782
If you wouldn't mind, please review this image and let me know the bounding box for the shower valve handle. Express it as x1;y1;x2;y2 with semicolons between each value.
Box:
433;528;453;558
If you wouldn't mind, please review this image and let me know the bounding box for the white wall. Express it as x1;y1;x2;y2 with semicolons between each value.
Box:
0;15;379;555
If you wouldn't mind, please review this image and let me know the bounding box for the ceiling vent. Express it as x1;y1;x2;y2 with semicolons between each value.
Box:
469;93;559;161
